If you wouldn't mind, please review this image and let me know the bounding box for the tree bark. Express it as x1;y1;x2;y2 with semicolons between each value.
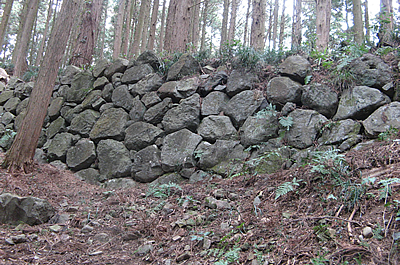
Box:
315;0;331;52
113;0;126;59
243;0;251;46
98;0;109;60
130;0;148;56
121;0;133;56
159;0;167;51
2;0;79;171
70;0;103;68
13;0;40;77
278;0;286;49
291;0;302;50
378;0;394;45
272;0;279;50
36;0;53;67
200;0;209;51
364;0;370;44
189;0;201;52
228;0;239;43
164;0;191;52
139;0;151;53
250;0;266;51
220;0;229;49
0;0;14;51
353;0;364;44
147;0;159;51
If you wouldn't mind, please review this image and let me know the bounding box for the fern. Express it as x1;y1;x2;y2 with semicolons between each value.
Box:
279;116;293;131
275;177;302;200
379;178;400;200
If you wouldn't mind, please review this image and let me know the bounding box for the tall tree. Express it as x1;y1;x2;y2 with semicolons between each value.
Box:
130;0;148;56
272;0;279;50
164;0;191;52
278;0;286;48
291;0;302;49
315;0;331;52
13;0;40;77
147;0;159;51
364;0;371;44
98;0;109;59
113;0;126;59
250;0;267;50
378;0;394;45
200;0;209;51
243;0;251;46
36;0;54;67
228;0;239;43
70;0;103;68
159;0;167;51
2;0;79;170
121;0;134;56
352;0;364;44
220;0;230;48
0;0;15;52
139;0;151;53
188;0;201;51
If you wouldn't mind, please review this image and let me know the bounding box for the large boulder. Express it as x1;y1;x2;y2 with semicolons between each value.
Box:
143;98;172;124
195;140;248;175
69;109;100;137
0;90;14;105
121;63;154;84
266;77;302;106
285;109;328;149
129;96;147;122
82;90;103;110
47;132;74;162
60;65;82;85
136;51;161;71
14;82;33;99
201;91;229;116
301;83;338;118
318;119;361;145
124;122;164;151
66;139;96;171
75;168;101;185
104;58;129;78
46;116;66;139
162;93;201;133
161;129;202;172
92;59;109;78
89;108;129;141
141;91;161;108
197;115;238;142
129;73;163;96
223;90;264;128
4;97;20;114
48;97;65;120
158;77;199;102
0;193;55;225
97;139;132;179
62;71;94;103
112;85;134;111
278;55;311;84
240;113;279;147
132;145;163;183
166;54;200;81
363;102;400;137
349;53;392;89
226;70;259;96
333;86;391;120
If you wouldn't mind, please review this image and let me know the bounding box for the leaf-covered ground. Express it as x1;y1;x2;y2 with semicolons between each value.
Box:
1;138;400;265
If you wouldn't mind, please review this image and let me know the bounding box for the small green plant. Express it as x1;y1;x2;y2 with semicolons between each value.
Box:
212;247;241;265
146;182;182;199
256;103;277;118
278;116;293;131
378;126;399;141
310;252;329;265
275;177;302;200
190;231;213;241
373;223;384;240
378;178;400;200
313;224;333;242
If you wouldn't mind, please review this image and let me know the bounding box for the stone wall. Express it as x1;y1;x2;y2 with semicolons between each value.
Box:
0;51;398;187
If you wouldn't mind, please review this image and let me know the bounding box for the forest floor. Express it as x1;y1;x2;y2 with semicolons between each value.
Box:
1;137;400;265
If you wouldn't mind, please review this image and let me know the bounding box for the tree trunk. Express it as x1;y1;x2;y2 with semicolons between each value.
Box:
112;0;126;59
189;0;201;52
13;0;40;77
291;0;302;50
378;0;394;45
243;0;251;46
364;0;370;44
139;0;151;53
147;0;159;51
121;0;133;56
36;0;53;67
220;0;229;49
131;0;148;56
315;0;331;52
278;0;286;49
200;0;209;51
0;0;14;51
2;0;79;171
353;0;364;44
70;0;103;68
159;0;167;51
164;0;191;52
250;0;266;51
98;0;109;60
272;0;279;50
228;0;239;43
266;2;273;49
